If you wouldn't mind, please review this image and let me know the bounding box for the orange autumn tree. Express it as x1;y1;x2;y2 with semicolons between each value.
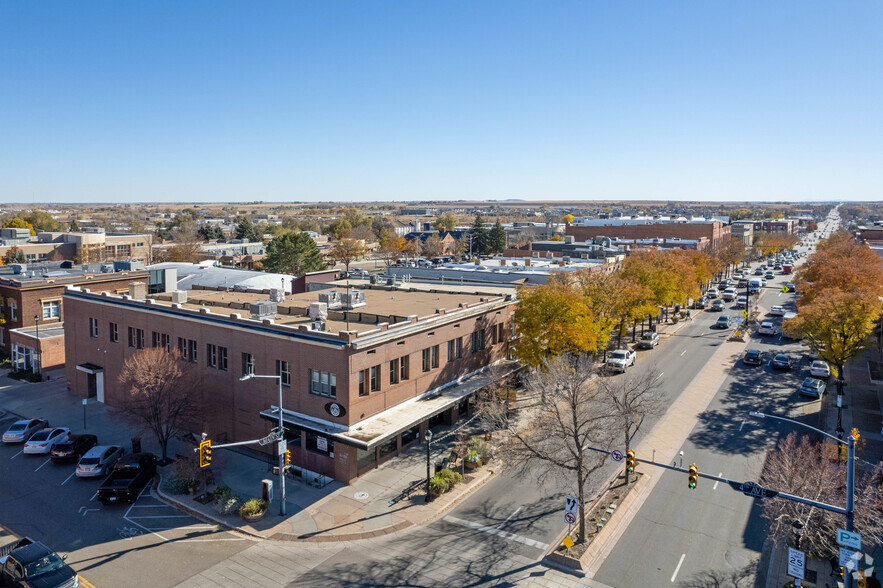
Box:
795;230;883;305
513;281;604;367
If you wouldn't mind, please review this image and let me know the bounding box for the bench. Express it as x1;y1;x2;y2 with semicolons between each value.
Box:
391;479;425;504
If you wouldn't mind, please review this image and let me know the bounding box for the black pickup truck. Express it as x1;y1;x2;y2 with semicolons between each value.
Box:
97;452;157;504
0;537;78;588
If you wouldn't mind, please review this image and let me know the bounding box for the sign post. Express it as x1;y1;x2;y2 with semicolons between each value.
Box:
564;496;578;527
787;548;805;586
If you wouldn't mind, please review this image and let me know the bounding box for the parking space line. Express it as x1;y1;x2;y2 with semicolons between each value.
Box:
129;504;173;508
123;486;168;541
9;450;23;460
34;458;51;472
61;471;76;486
126;515;194;519
145;525;217;531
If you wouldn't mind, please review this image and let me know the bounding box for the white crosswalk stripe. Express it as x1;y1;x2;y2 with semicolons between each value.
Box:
443;515;550;550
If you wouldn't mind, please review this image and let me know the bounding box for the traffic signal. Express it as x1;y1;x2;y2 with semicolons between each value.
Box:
857;569;867;588
199;439;212;468
284;449;291;467
688;464;698;489
625;450;636;473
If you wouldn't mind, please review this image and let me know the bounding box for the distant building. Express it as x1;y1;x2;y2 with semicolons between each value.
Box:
398;207;438;216
566;217;730;251
730;221;755;246
0;230;154;265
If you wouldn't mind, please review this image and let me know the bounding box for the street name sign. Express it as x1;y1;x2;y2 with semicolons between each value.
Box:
257;430;284;446
837;529;861;550
726;480;780;499
787;548;805;579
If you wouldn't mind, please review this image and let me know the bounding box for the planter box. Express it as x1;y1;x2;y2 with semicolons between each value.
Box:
241;510;266;523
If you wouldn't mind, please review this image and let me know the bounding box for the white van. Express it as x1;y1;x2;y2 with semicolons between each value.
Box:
748;279;762;294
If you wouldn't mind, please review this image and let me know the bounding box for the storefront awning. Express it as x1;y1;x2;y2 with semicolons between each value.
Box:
260;360;520;450
76;363;104;374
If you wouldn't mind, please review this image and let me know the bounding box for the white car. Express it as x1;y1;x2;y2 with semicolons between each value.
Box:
2;418;48;443
706;287;719;299
22;427;71;454
76;445;126;477
769;306;786;316
758;322;776;336
606;349;636;373
809;361;831;379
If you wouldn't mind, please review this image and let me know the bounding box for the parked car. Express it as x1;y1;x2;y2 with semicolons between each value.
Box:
771;354;792;370
692;297;708;309
77;445;126;478
715;315;732;329
711;299;725;311
98;453;157;503
0;537;78;588
2;419;48;444
743;349;763;366
51;434;98;463
799;377;826;398
758;321;776;335
22;428;71;455
809;360;831;378
346;269;369;279
636;332;659;349
770;305;786;316
606;349;637;373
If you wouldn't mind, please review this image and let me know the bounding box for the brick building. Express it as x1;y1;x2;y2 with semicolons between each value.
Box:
0;266;150;363
0;230;153;265
565;218;730;251
63;282;517;483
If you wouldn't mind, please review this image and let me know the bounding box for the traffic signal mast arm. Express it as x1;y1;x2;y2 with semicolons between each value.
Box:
580;444;847;515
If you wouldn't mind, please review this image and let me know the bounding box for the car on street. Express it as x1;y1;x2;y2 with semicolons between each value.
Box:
2;419;48;444
22;428;71;455
754;268;764;275
715;315;732;329
98;453;158;504
711;299;725;311
783;282;796;292
758;321;776;335
765;270;775;279
636;331;659;349
77;445;126;478
345;269;369;279
771;354;792;370
736;295;748;307
737;279;749;288
799;377;826;398
0;538;78;588
50;434;98;463
743;349;762;366
692;297;708;309
809;360;831;378
706;287;719;299
606;349;637;373
769;306;786;316
722;288;737;302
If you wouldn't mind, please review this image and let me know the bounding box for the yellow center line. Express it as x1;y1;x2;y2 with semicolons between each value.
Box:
78;575;99;588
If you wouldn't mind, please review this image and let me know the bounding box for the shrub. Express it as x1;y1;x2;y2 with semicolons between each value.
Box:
429;474;449;494
161;475;191;495
212;485;242;515
437;468;462;487
465;449;481;464
467;437;491;462
239;498;267;517
170;454;201;492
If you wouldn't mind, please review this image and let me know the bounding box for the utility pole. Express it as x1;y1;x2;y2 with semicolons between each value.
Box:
240;373;287;516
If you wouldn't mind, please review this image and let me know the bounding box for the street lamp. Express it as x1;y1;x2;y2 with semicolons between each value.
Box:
34;314;40;339
240;372;287;516
748;411;856;550
791;519;804;550
424;429;433;502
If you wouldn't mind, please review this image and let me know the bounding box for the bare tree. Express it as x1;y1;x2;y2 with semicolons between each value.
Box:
481;355;613;542
596;367;664;483
167;223;203;263
329;237;368;274
118;348;201;464
760;432;883;559
421;234;446;259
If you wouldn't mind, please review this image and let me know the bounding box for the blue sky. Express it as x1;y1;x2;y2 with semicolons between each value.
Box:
1;1;881;203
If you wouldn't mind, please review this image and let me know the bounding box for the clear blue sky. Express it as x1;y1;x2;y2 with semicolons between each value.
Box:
2;1;881;203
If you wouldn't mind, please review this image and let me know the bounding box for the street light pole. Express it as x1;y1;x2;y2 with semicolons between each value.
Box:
241;372;287;516
425;429;433;502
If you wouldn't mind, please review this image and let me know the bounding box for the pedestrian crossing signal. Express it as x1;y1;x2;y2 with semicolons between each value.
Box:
199;439;212;468
688;464;698;489
626;450;636;472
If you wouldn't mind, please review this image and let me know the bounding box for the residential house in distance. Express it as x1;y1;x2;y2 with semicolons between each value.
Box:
63;276;517;483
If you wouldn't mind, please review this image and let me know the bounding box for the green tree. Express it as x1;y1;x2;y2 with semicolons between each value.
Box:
262;232;327;276
470;215;489;256
2;246;27;264
198;225;224;241
433;212;458;231
68;219;81;232
2;218;36;236
23;210;60;232
235;216;262;242
488;220;507;254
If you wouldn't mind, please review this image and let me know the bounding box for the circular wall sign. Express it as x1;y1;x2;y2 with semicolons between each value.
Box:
325;402;346;418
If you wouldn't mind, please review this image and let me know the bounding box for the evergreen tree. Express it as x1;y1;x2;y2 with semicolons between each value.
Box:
488;220;507;254
69;219;81;232
198;225;224;241
470;215;489;256
235;216;262;242
262;232;327;276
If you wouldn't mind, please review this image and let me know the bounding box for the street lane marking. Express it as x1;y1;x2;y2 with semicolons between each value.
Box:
61;471;76;486
126;515;194;518
680;350;686;356
671;553;686;582
444;515;550;550
713;473;722;490
9;450;23;460
498;506;522;529
34;457;51;472
659;372;664;378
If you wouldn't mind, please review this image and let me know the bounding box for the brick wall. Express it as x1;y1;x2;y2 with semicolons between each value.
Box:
566;221;729;247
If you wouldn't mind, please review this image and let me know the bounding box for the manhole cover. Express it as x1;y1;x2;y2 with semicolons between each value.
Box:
354;491;369;500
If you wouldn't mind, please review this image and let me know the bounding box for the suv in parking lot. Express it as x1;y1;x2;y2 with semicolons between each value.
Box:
743;349;762;366
636;331;659;349
758;321;776;336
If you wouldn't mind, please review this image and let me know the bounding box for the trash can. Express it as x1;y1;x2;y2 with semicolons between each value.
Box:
131;437;142;454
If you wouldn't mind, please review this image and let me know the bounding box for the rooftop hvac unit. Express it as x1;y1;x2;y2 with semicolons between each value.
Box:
170;290;188;304
341;290;366;310
250;300;277;319
318;291;342;308
309;302;328;322
311;319;326;331
269;288;285;303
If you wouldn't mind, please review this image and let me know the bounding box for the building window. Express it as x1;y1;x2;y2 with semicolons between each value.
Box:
151;331;164;348
448;337;462;361
489;325;497;345
207;344;217;368
359;369;368;396
109;322;118;343
177;337;187;359
42;300;60;319
218;346;228;371
370;365;380;392
277;360;291;387
8;301;16;321
187;340;198;363
89;318;99;338
389;358;399;384
510;321;516;338
129;327;143;348
431;344;439;368
309;369;336;398
497;323;505;343
242;353;255;377
400;355;409;381
472;330;485;353
422;348;431;372
161;334;170;352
